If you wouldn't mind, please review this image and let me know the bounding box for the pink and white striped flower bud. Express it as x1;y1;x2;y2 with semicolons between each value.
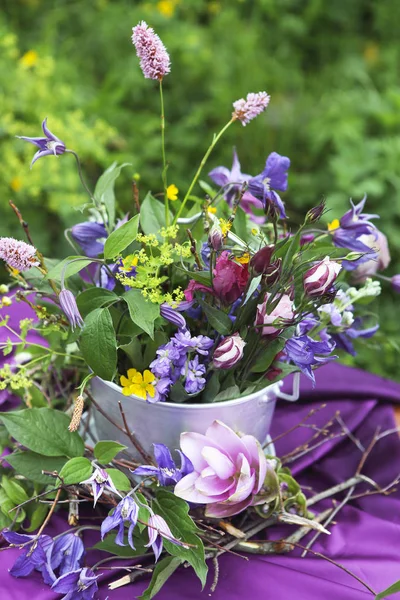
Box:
208;222;223;251
212;333;246;369
303;257;341;297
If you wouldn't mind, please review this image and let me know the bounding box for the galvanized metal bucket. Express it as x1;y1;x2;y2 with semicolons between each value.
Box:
90;374;300;459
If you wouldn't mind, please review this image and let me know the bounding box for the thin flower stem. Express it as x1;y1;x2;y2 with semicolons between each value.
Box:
65;150;96;204
173;118;235;224
159;80;169;228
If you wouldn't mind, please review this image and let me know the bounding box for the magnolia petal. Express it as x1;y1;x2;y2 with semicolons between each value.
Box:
174;471;221;503
205;497;253;519
180;431;222;472
205;420;250;464
201;446;235;479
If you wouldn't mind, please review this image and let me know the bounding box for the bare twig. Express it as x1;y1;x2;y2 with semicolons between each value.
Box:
267;404;327;446
335;413;365;452
118;401;154;465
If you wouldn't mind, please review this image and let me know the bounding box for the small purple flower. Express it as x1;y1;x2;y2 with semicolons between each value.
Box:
145;514;184;562
0;237;39;272
182;355;206;394
133;443;193;486
17;118;66;168
150;341;183;378
150;376;172;403
51;567;98;600
101;496;139;549
248;152;290;219
71;222;107;258
80;467;121;506
132;21;170;80
160;303;187;330
285;335;336;384
174;330;213;356
201;242;211;268
232;92;270;126
392;275;400;293
2;530;53;580
332;319;379;356
59;289;84;330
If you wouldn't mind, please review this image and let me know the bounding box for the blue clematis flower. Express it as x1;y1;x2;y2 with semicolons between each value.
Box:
48;533;85;580
71;222;107;258
209;148;251;204
51;567;98;600
332;318;379;356
80;466;121;506
101;496;139;550
17;118;66;168
285;335;336;384
248;152;290;219
2;530;53;580
145;514;187;562
133;443;193;486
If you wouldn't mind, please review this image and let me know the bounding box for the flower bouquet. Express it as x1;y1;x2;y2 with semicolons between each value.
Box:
0;20;399;600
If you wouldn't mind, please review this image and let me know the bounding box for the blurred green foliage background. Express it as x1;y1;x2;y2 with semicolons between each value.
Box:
0;0;399;378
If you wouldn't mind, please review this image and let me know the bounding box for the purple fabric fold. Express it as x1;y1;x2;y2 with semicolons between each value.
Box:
1;302;400;599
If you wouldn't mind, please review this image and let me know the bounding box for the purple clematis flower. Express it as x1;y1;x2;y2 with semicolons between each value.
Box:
101;496;139;549
332;319;379;356
133;443;193;486
285;335;336;384
80;467;121;506
71;222;107;258
17;118;66;168
44;533;85;584
182;355;207;395
208;149;265;223
51;567;98;600
248;152;290;219
145;514;185;562
160;303;187;331
59;289;84;330
2;530;53;580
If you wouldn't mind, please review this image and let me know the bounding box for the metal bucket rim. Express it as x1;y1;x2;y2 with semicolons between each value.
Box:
94;376;282;410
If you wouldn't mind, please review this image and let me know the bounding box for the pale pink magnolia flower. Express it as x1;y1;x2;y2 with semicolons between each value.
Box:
255;292;294;336
174;420;268;518
0;237;39;272
232;92;270;126
131;21;171;80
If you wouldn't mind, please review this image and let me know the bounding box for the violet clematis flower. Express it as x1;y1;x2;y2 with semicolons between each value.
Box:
208;149;265;223
133;443;193;486
71;222;107;258
59;289;84;330
51;567;98;600
352;230;390;283
101;496;139;549
145;514;185;562
248;152;290;219
160;303;187;331
285;335;336;384
80;467;121;506
332;318;379;356
17;118;66;168
174;420;268;518
2;530;53;580
44;533;85;584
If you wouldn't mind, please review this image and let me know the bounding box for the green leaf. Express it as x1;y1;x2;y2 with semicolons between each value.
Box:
2;476;29;505
140;192;172;237
104;214;140;259
77;288;118;318
94;162;131;229
93;531;146;557
0;489;15;519
80;307;117;380
25;502;49;532
6;451;67;484
243;275;262;305
59;457;92;485
0;409;84;458
106;468;131;492
45;256;94;282
375;581;400;599
251;337;287;373
94;441;127;464
176;268;211;287
139;556;183;600
0;509;12;529
123;290;160;339
197;299;232;335
213;385;240;402
232;205;248;241
136;492;151;533
154;489;208;588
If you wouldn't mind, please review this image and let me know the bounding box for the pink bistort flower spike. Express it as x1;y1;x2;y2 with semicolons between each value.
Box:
0;237;39;272
232;92;270;126
132;21;171;80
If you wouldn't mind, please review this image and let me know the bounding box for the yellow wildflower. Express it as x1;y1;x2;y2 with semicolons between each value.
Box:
328;219;340;232
1;297;12;307
235;252;250;265
19;50;38;68
120;368;156;400
157;0;176;17
10;177;22;192
251;228;259;236
119;255;138;274
219;219;232;236
167;184;179;201
207;206;217;215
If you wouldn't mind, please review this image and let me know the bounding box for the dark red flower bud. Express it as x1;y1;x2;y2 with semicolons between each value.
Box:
306;201;326;224
250;245;275;275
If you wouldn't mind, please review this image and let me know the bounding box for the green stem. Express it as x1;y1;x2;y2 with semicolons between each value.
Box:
159;80;169;228
173;118;235;224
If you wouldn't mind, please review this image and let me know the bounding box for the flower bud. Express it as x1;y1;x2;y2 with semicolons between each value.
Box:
212;334;246;369
59;289;84;330
208;222;223;251
250;245;275;275
392;275;400;294
303;256;341;297
305;201;326;224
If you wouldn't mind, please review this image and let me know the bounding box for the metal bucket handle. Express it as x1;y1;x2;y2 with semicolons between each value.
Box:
275;372;300;402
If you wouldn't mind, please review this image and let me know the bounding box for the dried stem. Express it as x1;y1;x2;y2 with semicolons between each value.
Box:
118;401;154;465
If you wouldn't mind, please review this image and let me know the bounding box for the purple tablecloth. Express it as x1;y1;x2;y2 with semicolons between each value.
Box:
1;302;400;599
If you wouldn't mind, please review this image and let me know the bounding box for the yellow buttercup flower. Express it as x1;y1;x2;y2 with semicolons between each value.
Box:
328;219;340;232
120;368;156;399
157;0;176;17
167;184;179;201
10;177;23;192
119;255;138;274
235;252;250;265
219;219;232;236
19;50;38;68
207;206;217;215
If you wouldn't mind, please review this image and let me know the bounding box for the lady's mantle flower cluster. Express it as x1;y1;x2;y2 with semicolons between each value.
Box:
0;237;39;272
132;21;171;81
